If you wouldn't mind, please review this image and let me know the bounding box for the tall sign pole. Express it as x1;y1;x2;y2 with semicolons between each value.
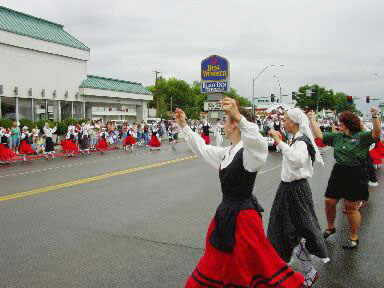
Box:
201;55;230;122
154;70;161;117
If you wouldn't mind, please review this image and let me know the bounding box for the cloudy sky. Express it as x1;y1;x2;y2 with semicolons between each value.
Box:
2;0;384;116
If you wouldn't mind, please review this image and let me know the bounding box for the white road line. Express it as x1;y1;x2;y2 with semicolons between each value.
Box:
259;165;282;175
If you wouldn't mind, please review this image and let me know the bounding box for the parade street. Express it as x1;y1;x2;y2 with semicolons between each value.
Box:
0;143;383;288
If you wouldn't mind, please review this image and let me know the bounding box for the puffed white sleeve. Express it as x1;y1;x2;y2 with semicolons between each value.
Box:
182;125;227;170
238;116;268;172
277;141;308;168
51;126;57;134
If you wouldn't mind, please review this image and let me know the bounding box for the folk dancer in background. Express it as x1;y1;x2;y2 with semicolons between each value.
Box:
79;122;91;156
201;119;210;145
0;127;15;164
177;98;304;288
96;127;109;153
63;127;78;157
214;120;223;147
308;108;381;249
149;125;161;151
43;123;57;159
19;126;35;161
123;128;136;151
268;108;329;288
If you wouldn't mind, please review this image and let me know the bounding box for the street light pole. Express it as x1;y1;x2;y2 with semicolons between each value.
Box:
252;64;284;116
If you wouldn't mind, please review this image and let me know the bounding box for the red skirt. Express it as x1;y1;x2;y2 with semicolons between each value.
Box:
19;140;35;155
62;139;79;152
0;144;16;161
185;210;304;288
96;138;108;150
369;141;384;165
124;135;136;146
315;138;326;148
201;133;210;145
149;134;161;147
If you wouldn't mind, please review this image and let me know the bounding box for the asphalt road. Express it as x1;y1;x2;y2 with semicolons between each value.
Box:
0;142;383;288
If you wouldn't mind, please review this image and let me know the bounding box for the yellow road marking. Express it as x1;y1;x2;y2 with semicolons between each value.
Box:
0;155;197;203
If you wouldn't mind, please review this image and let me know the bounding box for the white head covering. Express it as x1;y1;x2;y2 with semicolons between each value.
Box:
287;108;324;166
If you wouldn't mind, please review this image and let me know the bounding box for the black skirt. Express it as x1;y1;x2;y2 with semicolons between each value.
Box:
267;179;328;263
80;135;89;150
45;137;54;152
325;164;368;202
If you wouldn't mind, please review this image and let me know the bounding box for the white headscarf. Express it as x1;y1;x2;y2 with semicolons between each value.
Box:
287;108;324;166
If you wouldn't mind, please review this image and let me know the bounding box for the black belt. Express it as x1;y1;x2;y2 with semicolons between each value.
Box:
209;194;264;253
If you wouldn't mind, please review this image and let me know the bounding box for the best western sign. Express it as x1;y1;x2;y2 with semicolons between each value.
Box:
201;55;229;93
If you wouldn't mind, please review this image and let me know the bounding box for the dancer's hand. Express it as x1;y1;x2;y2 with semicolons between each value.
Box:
221;97;241;123
370;107;378;117
268;129;282;143
307;110;316;122
175;108;187;128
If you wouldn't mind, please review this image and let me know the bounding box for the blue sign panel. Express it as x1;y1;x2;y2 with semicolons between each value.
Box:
201;55;229;81
201;81;228;93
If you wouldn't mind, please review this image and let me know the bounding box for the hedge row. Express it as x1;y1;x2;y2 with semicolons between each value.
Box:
0;118;89;135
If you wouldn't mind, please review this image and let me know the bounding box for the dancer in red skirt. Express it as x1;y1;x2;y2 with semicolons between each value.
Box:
62;127;78;157
149;125;161;151
0;128;15;164
96;128;109;153
175;98;304;288
124;129;136;151
201;120;210;145
19;126;35;161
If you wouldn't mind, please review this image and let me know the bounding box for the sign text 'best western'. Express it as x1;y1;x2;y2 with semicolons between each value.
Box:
201;55;229;93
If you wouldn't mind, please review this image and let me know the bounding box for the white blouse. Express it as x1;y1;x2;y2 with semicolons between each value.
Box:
182;116;268;172
277;132;313;182
43;126;57;137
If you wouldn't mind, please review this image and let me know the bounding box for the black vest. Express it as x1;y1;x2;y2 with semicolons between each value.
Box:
210;147;264;253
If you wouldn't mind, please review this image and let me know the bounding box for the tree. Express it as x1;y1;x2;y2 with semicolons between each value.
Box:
295;84;336;111
334;92;358;113
224;88;252;107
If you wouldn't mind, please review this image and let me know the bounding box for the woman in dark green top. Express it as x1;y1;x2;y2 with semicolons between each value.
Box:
309;108;381;249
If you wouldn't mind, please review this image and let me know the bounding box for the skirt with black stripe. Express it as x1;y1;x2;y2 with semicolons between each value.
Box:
185;210;304;287
267;179;328;263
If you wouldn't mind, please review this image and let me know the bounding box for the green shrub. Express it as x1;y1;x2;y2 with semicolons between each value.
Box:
35;119;53;130
19;119;35;130
55;121;68;135
63;118;77;127
0;119;13;129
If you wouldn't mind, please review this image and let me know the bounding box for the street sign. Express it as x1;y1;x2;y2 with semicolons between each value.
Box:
201;81;228;93
201;55;229;93
204;101;222;111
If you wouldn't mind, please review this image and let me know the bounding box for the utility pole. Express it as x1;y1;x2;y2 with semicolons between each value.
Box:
154;70;161;117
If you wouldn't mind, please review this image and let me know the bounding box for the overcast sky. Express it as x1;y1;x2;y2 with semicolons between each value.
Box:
2;0;384;116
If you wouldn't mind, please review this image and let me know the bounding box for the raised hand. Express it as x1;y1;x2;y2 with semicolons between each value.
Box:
370;107;378;117
307;110;316;122
221;97;241;123
175;108;187;128
268;129;282;143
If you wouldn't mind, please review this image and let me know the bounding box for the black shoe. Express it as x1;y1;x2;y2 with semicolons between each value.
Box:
342;239;359;249
323;228;336;239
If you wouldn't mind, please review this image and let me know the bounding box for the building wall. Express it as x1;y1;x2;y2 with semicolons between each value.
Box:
0;41;87;103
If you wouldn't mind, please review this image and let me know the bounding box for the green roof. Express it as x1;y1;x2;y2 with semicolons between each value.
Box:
80;75;152;95
0;6;89;51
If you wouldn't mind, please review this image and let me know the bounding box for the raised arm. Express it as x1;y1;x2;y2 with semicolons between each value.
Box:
175;108;226;170
238;116;268;172
308;111;323;140
371;107;381;140
221;97;268;172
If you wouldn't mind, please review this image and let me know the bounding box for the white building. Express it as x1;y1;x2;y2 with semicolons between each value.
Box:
0;6;152;123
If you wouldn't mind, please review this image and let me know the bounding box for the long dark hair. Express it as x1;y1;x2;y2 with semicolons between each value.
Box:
338;112;361;133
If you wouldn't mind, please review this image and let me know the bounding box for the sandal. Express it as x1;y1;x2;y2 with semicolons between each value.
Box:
342;239;359;249
323;228;336;239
